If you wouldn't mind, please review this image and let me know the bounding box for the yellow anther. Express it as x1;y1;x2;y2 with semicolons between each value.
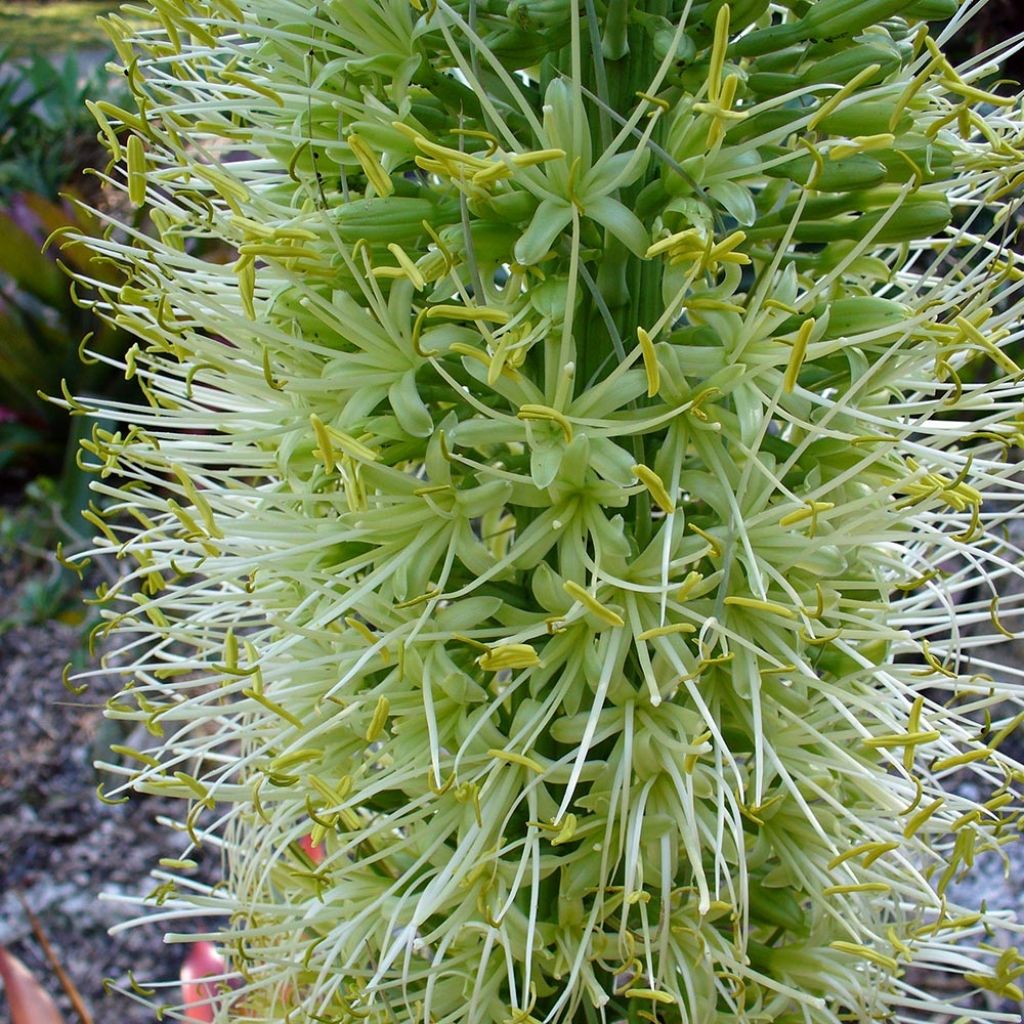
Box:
917;638;957;679
345;616;389;662
956;316;1021;375
696;70;747;148
765;298;800;315
563;580;624;627
365;696;390;742
509;147;567;167
394;587;441;609
624;989;676;1005
783;317;815;394
237;241;322;263
829;133;896;161
384;242;426;289
236;257;256;320
828;841;900;870
97;783;130;805
636;326;660;397
646;228;705;260
270;749;322;773
794;136;826;187
347;133;394;196
635;91;670;111
984;792;1013;811
830;942;899;972
487;322;530;384
126;134;147;206
778;500;834;528
675;571;704;601
683;730;712;773
426;303;511;324
86;99;123;160
723;596;796;620
411;134;492;170
471;161;513;186
913;912;981;937
109;744;160;768
449;342;490;367
809;65;883;131
632;463;675;514
477;644;542;671
451;127;500;152
311;415;377;467
707;4;730;105
191;162;250;204
904;695;925;771
707;228;750;265
989;710;1024;750
421;219;453;274
307;774;351;808
690;298;747;314
688;523;722;557
887;925;914;959
517;403;573;443
823;883;892;896
940;77;1016;108
903;796;944;838
637;622;696;641
931;747;992;772
243;688;303;728
219;70;284;107
310;414;337;473
550;813;577;845
488;749;545;773
173;771;215;808
688;385;721;421
799;627;840;646
862;730;941;750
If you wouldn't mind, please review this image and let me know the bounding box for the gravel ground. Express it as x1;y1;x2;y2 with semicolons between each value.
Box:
0;538;222;1024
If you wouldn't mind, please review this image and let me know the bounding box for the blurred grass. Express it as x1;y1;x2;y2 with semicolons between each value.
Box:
0;2;116;58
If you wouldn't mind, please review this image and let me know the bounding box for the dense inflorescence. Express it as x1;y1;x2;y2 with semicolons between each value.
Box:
62;0;1024;1021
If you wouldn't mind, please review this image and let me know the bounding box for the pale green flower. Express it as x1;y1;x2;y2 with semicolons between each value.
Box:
62;1;1024;1022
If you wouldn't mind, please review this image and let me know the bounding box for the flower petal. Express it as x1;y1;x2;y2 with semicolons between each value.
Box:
584;195;650;257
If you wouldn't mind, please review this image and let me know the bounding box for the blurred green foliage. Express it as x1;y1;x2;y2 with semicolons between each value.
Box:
0;45;133;526
0;477;91;632
0;191;129;489
0;47;128;200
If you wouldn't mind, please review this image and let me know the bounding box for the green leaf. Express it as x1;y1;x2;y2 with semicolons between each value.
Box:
0;211;65;306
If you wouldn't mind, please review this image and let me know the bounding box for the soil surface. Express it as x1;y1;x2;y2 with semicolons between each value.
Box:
0;537;221;1024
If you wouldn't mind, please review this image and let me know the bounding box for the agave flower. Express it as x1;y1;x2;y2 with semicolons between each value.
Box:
64;0;1024;1022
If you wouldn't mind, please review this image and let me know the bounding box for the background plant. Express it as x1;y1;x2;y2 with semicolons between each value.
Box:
63;1;1024;1023
0;48;127;200
0;44;134;524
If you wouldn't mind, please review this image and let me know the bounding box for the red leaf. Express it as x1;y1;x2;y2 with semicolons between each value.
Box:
181;942;226;1023
0;947;64;1024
